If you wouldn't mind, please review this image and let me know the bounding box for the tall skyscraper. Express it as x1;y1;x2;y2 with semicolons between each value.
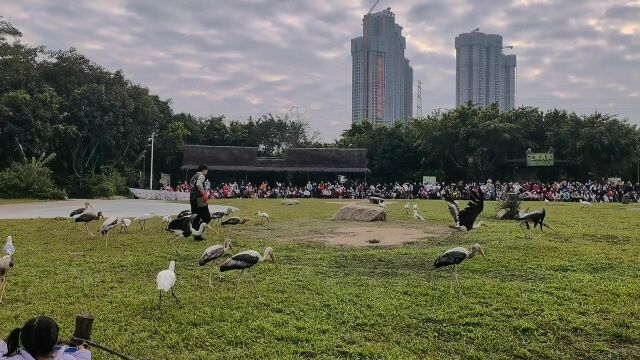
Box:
455;30;517;111
352;8;413;124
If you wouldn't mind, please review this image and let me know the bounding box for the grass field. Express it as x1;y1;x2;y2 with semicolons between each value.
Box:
1;199;639;359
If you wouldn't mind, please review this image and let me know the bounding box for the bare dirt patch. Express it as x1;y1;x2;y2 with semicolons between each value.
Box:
300;224;451;247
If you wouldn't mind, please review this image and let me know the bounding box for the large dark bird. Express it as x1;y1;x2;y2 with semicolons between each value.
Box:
221;217;251;226
176;210;192;218
74;212;104;236
211;207;233;220
70;202;93;217
443;189;488;231
514;208;550;238
166;215;212;239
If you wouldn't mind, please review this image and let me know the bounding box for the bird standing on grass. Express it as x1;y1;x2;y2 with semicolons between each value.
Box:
221;217;251;226
99;216;119;237
220;247;276;297
162;215;172;228
70;202;93;217
444;189;488;231
434;243;485;293
166;215;213;253
256;211;270;223
74;212;104;236
515;208;551;238
0;255;13;303
199;239;234;287
156;260;178;304
4;236;15;256
413;209;425;221
412;204;419;211
579;199;592;209
119;218;132;233
404;202;410;214
135;213;157;231
211;207;233;221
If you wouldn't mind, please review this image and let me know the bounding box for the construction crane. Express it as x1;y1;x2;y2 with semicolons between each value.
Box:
368;0;381;14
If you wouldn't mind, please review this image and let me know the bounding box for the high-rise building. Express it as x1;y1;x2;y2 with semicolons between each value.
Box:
455;30;517;111
352;8;413;124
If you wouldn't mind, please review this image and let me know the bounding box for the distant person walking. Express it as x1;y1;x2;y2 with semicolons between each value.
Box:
190;164;211;240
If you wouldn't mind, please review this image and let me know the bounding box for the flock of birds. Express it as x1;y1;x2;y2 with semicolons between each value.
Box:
0;192;557;305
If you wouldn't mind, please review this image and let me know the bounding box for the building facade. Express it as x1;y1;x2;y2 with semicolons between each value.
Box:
455;30;517;111
352;8;413;124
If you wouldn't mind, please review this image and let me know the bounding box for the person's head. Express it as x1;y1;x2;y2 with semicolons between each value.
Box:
197;164;208;175
4;316;59;358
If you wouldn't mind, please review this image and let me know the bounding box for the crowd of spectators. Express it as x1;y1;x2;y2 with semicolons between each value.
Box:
159;178;640;203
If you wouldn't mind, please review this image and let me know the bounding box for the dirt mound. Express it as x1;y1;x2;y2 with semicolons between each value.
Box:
332;204;386;222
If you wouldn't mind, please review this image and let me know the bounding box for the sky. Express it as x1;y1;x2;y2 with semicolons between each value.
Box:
2;0;639;140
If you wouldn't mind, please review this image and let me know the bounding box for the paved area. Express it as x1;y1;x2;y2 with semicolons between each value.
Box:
0;199;238;219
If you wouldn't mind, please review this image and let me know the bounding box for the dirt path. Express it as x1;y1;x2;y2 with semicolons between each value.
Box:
299;224;451;247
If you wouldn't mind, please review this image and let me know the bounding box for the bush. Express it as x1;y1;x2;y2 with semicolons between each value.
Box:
67;166;127;198
0;162;67;199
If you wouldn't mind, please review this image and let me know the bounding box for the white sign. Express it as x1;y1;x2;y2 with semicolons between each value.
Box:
423;176;437;185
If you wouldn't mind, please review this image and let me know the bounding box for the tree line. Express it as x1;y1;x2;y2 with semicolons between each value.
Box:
1;17;639;198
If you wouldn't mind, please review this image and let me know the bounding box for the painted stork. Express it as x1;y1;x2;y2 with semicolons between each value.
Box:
74;212;104;236
221;217;251;226
433;243;485;290
413;209;425;221
4;236;15;256
514;208;551;238
579;199;591;209
220;247;276;295
134;213;157;231
119;218;132;233
199;239;234;287
368;196;384;205
99;216;119;236
443;189;488;231
0;255;14;303
256;211;270;223
404;202;410;214
156;260;179;304
211;207;233;220
70;202;93;217
165;215;213;252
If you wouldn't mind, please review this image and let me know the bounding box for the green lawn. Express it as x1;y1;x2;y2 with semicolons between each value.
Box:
1;199;639;359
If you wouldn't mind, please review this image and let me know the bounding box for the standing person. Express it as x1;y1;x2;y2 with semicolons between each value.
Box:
190;164;211;241
1;316;91;360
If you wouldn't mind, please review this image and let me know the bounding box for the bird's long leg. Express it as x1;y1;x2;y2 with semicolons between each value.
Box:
454;265;462;297
85;223;95;237
171;289;180;303
167;235;181;255
248;271;262;299
158;291;163;307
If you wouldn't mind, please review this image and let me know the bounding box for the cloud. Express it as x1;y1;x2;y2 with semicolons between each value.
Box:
1;0;638;141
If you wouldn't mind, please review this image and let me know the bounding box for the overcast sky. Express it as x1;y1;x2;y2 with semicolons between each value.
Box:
3;0;639;140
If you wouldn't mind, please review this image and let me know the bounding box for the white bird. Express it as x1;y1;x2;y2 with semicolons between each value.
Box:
220;247;276;296
199;239;234;287
134;213;157;231
4;236;15;256
119;218;132;233
579;199;591;209
404;202;410;214
256;211;270;223
413;209;425;221
433;243;486;292
377;202;386;210
412;204;419;211
162;215;172;228
544;199;550;203
0;254;14;303
156;260;179;304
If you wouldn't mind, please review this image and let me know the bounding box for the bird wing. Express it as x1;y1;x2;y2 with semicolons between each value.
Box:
199;245;224;266
99;217;118;234
167;216;192;233
433;249;468;268
156;270;176;291
221;217;240;225
219;252;259;272
70;208;85;217
458;188;484;230
75;213;95;222
443;192;460;225
4;244;15;256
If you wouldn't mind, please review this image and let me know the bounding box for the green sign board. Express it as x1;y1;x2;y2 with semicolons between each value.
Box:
526;152;554;167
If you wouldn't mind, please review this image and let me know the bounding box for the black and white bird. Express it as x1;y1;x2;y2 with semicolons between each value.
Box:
433;243;485;289
99;216;119;236
74;212;104;236
177;210;192;218
162;215;172;228
165;215;213;252
514;208;550;238
4;236;15;256
443;189;488;231
119;218;132;233
198;239;234;287
156;260;178;304
0;254;14;303
368;196;384;205
221;217;251;226
70;202;93;217
134;213;157;231
256;211;270;223
211;207;233;220
220;247;276;295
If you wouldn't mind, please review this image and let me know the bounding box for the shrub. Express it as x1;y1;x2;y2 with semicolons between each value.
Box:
67;166;127;198
0;162;66;199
